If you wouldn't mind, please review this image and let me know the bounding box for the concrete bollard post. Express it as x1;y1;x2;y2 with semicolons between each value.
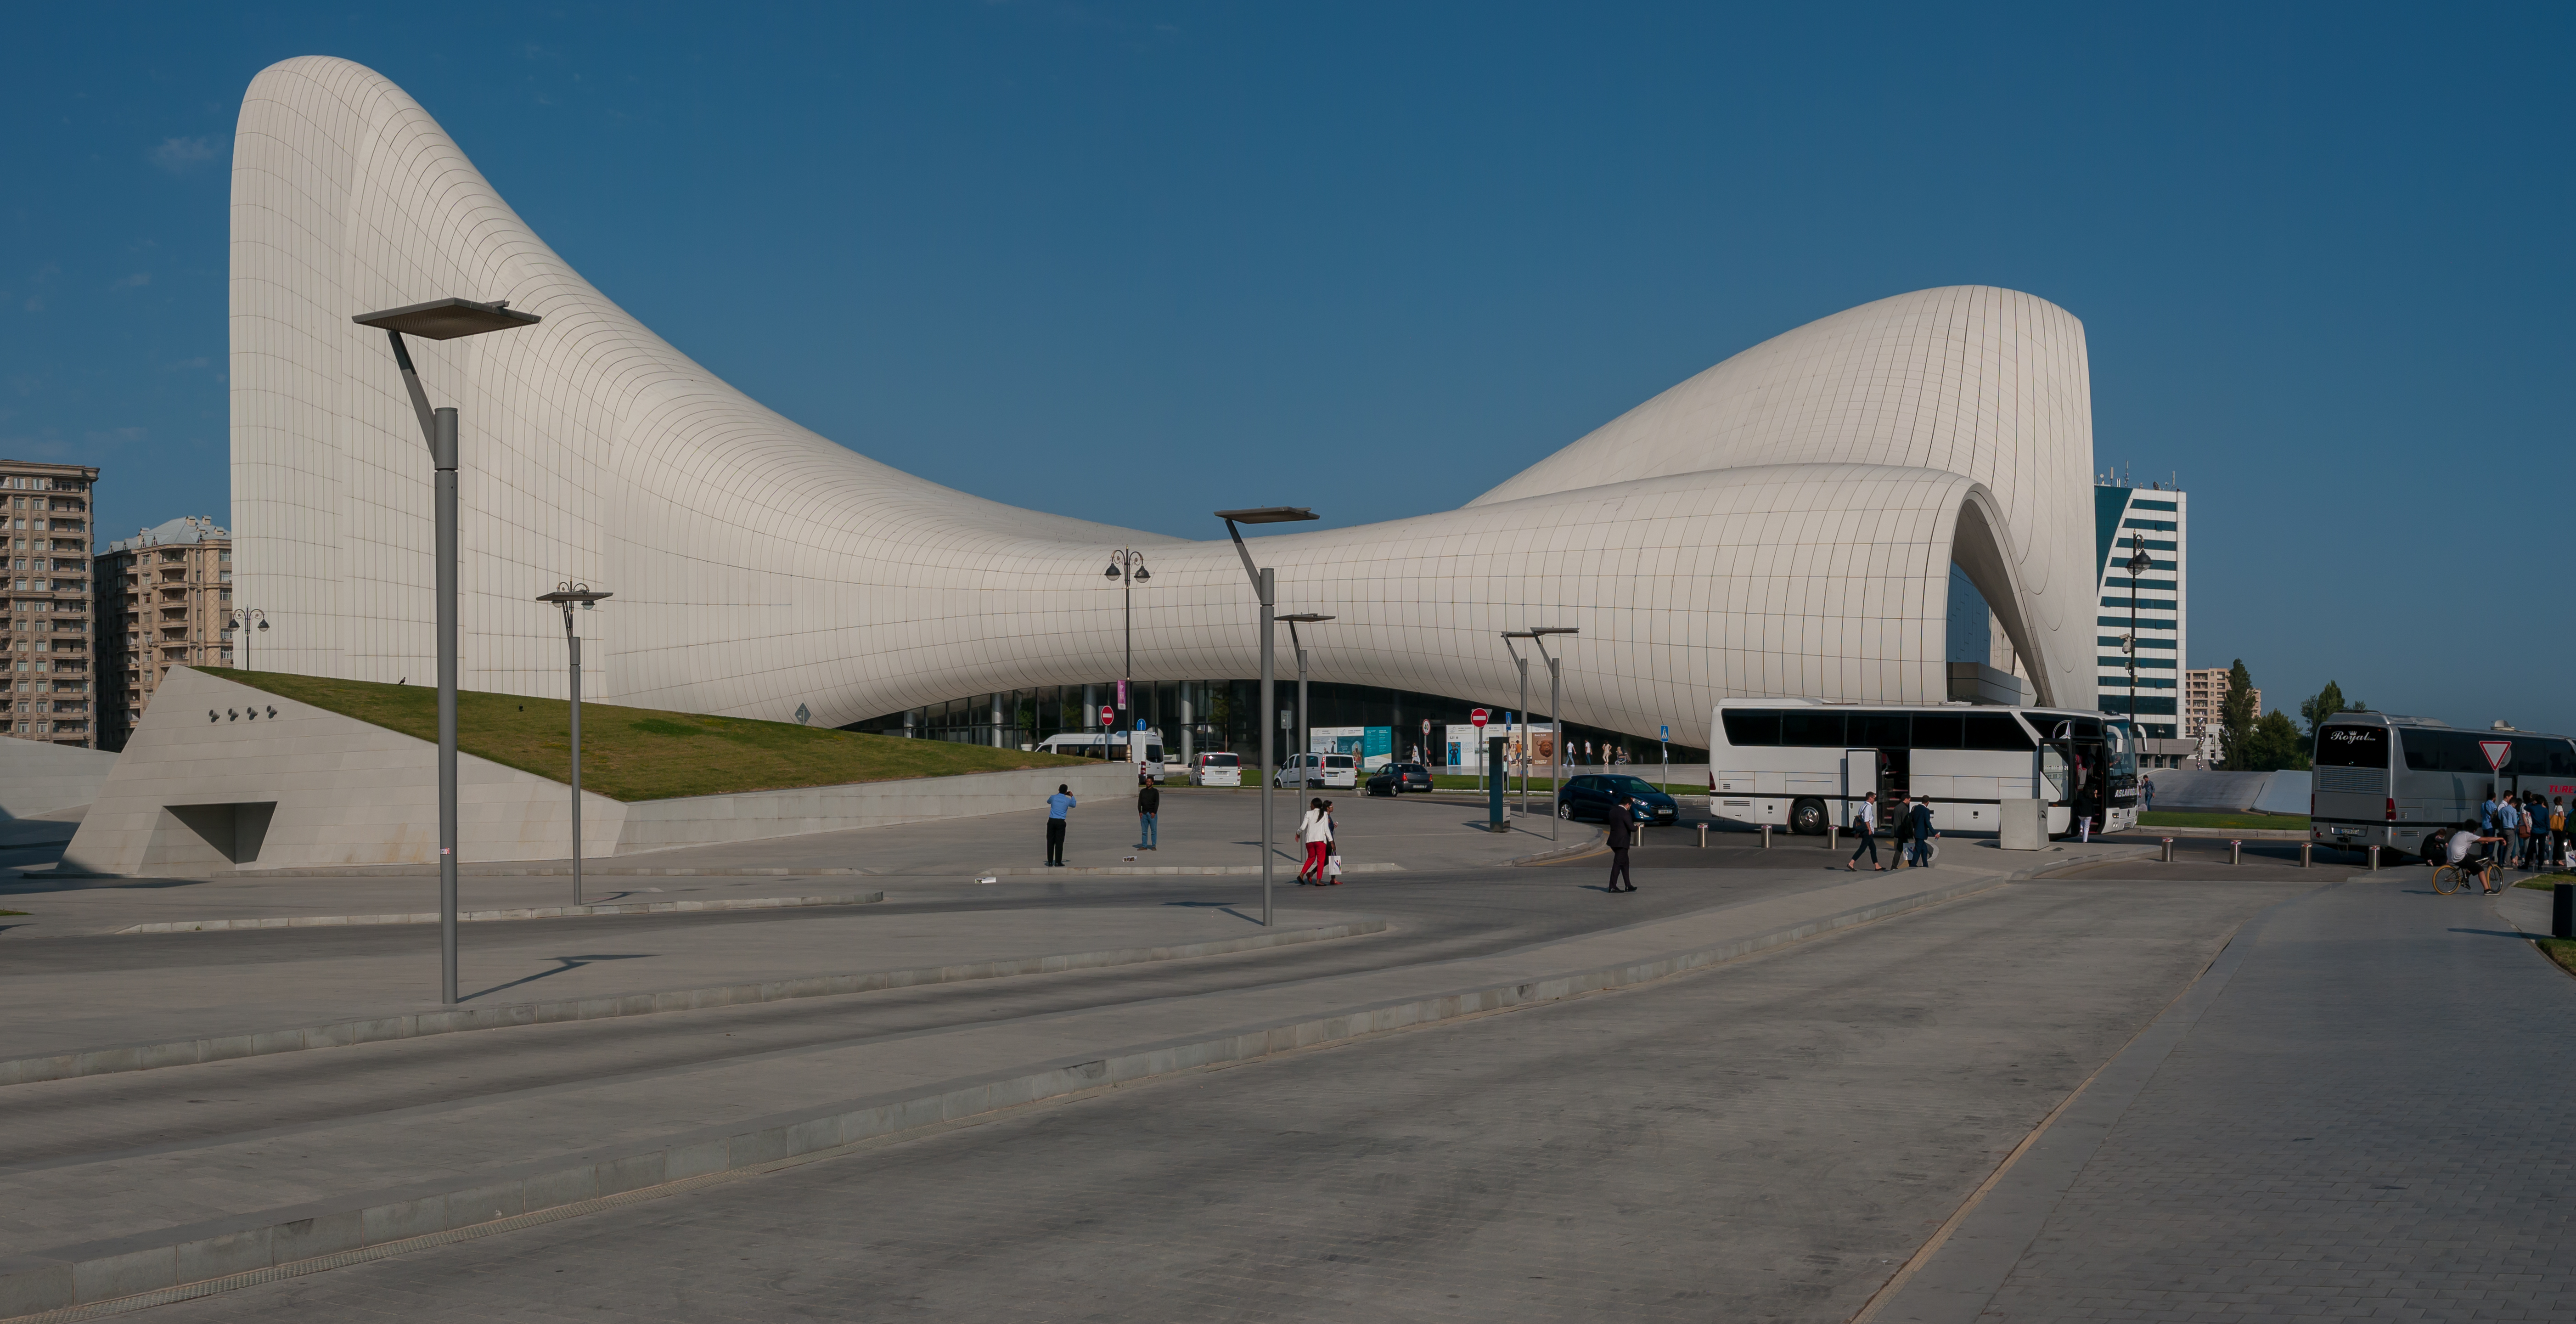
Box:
2368;845;2380;871
1697;822;1708;849
1827;824;1838;851
2554;883;2573;940
2228;839;2242;866
2300;842;2312;868
1761;824;1772;849
2160;837;2174;863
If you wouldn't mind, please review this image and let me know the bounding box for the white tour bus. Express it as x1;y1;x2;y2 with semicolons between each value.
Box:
1708;699;2138;838
2310;713;2576;859
1035;729;1166;779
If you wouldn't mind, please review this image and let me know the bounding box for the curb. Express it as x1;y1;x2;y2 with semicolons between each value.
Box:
111;892;887;935
2123;826;2309;840
20;865;872;881
0;920;1388;1091
979;863;1403;877
0;872;2028;1318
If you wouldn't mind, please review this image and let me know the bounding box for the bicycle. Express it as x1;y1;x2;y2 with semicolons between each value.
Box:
2433;857;2497;895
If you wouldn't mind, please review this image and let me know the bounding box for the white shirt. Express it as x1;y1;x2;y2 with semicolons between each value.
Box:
1298;809;1333;844
2448;830;2481;864
1853;797;1876;830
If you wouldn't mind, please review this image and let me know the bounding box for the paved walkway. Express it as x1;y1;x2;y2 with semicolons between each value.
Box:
1873;875;2576;1323
128;877;2296;1324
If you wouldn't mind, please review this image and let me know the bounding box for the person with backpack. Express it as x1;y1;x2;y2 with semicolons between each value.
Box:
1845;791;1882;871
2551;798;2568;869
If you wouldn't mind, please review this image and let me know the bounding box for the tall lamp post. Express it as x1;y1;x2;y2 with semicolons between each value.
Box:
2124;532;2152;737
1500;633;1534;822
222;608;269;671
353;297;542;1005
1216;506;1319;928
1278;614;1335;788
1529;627;1578;839
1103;549;1150;761
536;583;612;906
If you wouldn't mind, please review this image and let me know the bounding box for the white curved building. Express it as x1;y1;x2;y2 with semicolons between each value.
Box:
230;56;2096;747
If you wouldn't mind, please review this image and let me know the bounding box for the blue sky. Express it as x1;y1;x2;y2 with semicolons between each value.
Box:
6;3;2570;732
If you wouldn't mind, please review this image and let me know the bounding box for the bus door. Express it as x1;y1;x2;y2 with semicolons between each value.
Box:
1843;749;1886;822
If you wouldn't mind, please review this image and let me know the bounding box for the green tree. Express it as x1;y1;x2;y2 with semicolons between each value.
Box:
2237;710;2311;772
2299;681;2363;738
2219;659;2256;769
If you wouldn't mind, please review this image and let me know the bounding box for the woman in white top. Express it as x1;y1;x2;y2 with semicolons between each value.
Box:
1296;798;1333;883
1844;793;1882;871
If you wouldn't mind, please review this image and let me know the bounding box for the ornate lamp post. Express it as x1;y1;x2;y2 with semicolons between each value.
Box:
1103;550;1150;761
221;608;269;671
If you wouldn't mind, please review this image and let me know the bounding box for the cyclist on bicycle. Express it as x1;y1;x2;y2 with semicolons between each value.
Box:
2444;820;2506;893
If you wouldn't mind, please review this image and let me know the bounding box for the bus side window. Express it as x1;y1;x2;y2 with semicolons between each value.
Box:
1850;713;1907;748
1781;712;1846;746
1962;715;2033;751
1912;714;1963;749
1723;711;1780;746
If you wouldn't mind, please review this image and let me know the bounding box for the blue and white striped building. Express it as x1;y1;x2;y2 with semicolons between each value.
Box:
2093;484;2186;740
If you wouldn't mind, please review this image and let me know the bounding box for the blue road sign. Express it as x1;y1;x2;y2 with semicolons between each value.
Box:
1659;724;1670;741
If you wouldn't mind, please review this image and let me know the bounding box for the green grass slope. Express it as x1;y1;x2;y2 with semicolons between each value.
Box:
211;669;1089;802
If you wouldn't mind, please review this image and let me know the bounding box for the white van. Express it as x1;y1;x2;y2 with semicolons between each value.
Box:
1274;752;1359;789
1193;751;1243;787
1036;730;1166;780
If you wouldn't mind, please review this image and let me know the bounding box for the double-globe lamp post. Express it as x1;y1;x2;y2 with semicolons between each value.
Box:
1215;507;1319;928
537;583;612;907
352;297;542;1006
222;608;269;671
1103;550;1150;762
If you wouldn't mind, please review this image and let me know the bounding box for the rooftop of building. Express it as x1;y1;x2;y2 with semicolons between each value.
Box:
104;515;230;554
0;459;100;479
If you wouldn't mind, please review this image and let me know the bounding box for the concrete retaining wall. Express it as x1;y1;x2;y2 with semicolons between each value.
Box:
0;738;118;818
58;668;1131;876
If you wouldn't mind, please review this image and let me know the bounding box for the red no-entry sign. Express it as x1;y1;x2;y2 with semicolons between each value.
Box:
1470;709;1490;729
1100;705;1116;727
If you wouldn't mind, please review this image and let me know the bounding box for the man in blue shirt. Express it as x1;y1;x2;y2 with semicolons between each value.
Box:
1045;784;1076;868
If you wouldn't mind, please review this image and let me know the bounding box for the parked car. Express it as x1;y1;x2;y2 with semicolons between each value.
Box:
1365;762;1435;796
1274;752;1359;789
1193;751;1243;787
1556;774;1679;826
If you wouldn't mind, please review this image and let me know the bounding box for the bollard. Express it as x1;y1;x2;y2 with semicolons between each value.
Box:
1697;822;1708;849
1827;824;1838;851
2554;882;2573;940
1761;823;1772;849
2160;837;2174;863
2300;842;2312;868
2228;839;2242;866
2368;845;2380;871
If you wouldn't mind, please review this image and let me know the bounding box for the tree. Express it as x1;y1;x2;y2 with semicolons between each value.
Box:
2237;710;2312;772
2219;659;2256;769
2300;681;2363;738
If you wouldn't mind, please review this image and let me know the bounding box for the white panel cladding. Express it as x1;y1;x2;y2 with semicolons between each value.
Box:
230;57;2097;744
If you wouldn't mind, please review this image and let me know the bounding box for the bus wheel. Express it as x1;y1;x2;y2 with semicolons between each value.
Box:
1790;798;1827;836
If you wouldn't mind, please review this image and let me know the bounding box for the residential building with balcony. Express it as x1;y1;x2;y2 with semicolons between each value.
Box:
96;516;234;752
1;460;101;747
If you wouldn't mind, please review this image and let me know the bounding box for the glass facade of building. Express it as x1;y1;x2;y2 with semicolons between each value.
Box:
2093;483;2187;741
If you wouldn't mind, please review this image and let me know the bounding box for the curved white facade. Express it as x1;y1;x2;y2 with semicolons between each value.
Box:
230;56;2096;744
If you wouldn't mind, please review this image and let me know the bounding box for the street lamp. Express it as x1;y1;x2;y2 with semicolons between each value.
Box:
1104;550;1151;762
1278;614;1335;789
536;583;612;907
1503;627;1578;839
1215;506;1319;928
353;296;542;1005
222;608;269;671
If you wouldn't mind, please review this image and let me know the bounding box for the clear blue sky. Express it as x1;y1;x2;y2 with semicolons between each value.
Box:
6;4;2570;732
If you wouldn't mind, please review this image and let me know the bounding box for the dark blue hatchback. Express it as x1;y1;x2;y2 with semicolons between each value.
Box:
1556;774;1680;824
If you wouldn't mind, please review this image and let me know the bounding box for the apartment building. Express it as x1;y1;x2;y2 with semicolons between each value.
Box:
2182;666;2258;748
1;460;101;747
96;516;235;751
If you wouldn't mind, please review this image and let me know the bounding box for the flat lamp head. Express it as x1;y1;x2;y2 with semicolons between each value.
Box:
537;589;614;606
1277;613;1335;623
353;298;542;340
1213;507;1319;525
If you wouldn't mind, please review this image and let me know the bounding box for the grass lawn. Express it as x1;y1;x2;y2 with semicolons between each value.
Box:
214;670;1090;802
2138;810;2312;830
2537;938;2576;979
2516;873;2576;891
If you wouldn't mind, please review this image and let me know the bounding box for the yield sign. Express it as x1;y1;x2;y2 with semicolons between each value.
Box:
2480;740;2513;772
1470;708;1490;729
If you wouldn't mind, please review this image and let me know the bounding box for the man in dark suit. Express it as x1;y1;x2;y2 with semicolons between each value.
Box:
1605;795;1638;892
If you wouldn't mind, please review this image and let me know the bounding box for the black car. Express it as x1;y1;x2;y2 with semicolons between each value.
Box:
1557;774;1680;825
1365;761;1435;796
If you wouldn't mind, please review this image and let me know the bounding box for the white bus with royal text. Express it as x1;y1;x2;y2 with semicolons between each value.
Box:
1708;699;2137;838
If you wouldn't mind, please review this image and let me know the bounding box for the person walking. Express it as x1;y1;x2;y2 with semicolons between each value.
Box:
1845;791;1883;871
1906;794;1938;868
1605;794;1638;892
1296;797;1332;883
1044;783;1076;867
1135;773;1159;851
2140;775;2156;811
1890;790;1915;868
1322;799;1344;884
2552;797;2568;869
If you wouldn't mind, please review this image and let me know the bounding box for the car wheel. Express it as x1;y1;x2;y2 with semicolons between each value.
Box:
1558;801;1574;820
1790;797;1827;836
